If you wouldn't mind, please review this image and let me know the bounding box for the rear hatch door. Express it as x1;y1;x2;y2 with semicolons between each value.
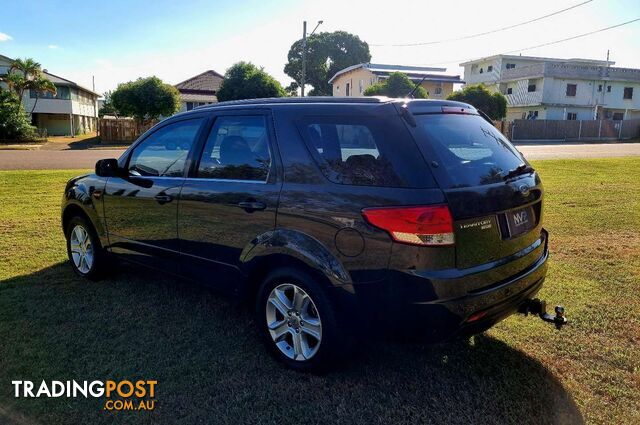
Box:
407;109;543;269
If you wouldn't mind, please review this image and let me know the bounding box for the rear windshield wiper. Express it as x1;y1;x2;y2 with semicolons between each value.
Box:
502;163;534;181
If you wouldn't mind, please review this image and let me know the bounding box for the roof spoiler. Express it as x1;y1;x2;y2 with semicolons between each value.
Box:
397;101;493;126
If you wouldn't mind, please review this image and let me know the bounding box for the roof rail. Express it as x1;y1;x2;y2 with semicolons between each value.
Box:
193;96;392;110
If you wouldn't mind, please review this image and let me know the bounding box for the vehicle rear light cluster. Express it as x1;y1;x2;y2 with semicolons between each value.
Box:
362;205;455;246
467;310;488;323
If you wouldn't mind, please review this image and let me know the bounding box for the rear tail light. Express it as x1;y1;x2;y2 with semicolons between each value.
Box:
362;205;455;246
467;310;488;323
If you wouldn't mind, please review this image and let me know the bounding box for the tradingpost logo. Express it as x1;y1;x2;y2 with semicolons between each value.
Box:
12;380;157;411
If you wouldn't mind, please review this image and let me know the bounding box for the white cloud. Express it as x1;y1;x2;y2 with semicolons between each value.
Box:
0;32;12;42
48;44;59;49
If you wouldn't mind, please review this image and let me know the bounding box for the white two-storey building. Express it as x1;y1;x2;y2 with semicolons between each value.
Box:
460;54;640;121
1;54;99;136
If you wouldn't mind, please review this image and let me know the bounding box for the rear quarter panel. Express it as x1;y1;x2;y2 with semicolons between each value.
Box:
272;105;451;285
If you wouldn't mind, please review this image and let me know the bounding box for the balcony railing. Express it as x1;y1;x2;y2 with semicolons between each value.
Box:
501;63;640;83
501;64;545;81
505;91;543;106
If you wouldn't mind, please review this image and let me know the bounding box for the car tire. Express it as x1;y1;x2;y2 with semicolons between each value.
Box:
65;215;108;280
256;267;349;373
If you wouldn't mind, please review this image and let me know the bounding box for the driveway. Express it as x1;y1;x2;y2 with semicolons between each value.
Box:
1;143;639;170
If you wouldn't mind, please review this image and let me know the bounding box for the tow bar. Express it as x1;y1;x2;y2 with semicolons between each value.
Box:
519;298;567;329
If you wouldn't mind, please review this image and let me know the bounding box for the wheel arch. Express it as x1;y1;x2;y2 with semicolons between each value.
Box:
61;174;108;244
62;203;89;231
61;201;107;246
240;228;353;304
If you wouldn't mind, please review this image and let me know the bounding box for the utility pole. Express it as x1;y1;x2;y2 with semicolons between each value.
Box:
300;20;323;97
599;50;610;119
301;21;307;97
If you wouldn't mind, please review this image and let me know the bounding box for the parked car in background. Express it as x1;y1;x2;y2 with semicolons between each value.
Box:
61;97;549;371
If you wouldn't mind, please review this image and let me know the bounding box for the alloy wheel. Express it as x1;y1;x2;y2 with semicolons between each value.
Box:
69;224;94;274
265;283;322;361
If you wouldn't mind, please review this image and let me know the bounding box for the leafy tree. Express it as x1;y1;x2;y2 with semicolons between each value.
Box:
363;72;428;98
217;62;286;102
98;90;118;118
284;31;371;96
447;84;507;120
284;82;299;97
0;89;36;140
0;58;57;113
111;76;181;123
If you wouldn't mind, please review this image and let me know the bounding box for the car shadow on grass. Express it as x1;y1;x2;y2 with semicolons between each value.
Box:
0;262;584;425
66;137;130;150
41;136;129;151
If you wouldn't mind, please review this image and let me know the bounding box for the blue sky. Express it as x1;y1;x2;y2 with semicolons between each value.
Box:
0;0;283;53
1;0;639;95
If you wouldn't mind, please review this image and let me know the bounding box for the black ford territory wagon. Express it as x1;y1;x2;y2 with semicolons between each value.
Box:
62;97;550;371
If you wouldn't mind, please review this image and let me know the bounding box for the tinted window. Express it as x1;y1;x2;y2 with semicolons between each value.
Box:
623;87;633;99
298;115;435;188
414;114;524;188
128;119;203;177
30;85;69;100
198;115;271;181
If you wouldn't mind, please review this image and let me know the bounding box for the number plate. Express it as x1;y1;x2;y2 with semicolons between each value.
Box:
506;206;535;238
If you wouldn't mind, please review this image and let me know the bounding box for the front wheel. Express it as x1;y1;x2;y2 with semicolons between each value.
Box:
256;267;349;372
65;216;107;280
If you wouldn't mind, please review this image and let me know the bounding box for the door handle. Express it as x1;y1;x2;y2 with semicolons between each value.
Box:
154;194;173;204
237;201;266;212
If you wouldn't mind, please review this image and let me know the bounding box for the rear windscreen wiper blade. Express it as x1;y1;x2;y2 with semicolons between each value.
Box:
503;164;534;180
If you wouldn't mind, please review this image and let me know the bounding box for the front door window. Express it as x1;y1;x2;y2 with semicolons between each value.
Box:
128;119;203;177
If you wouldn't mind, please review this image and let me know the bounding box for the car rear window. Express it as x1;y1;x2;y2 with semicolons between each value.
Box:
413;114;525;188
297;115;435;188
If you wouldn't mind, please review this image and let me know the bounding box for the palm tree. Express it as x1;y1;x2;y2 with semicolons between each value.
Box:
6;58;43;99
2;72;27;99
0;57;57;115
29;75;57;114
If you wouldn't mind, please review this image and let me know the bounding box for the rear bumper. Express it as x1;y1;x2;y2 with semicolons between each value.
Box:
347;229;549;340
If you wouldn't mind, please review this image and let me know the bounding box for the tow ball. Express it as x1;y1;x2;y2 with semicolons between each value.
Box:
518;298;567;329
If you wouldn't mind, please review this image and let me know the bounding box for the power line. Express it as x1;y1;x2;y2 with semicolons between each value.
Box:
370;0;594;47
416;18;640;67
502;18;640;55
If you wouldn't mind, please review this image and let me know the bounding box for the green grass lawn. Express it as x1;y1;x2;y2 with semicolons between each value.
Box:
0;158;638;425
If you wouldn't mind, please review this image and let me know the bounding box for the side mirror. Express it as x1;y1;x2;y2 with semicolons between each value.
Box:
95;158;121;177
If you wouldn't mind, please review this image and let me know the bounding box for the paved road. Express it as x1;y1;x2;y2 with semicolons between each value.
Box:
1;143;639;170
516;142;640;160
0;149;124;170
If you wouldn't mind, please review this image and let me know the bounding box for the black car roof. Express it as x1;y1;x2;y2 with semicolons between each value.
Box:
184;96;473;114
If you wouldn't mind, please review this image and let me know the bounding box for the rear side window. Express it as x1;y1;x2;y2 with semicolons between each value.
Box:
197;115;271;181
297;115;434;188
413;114;524;188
